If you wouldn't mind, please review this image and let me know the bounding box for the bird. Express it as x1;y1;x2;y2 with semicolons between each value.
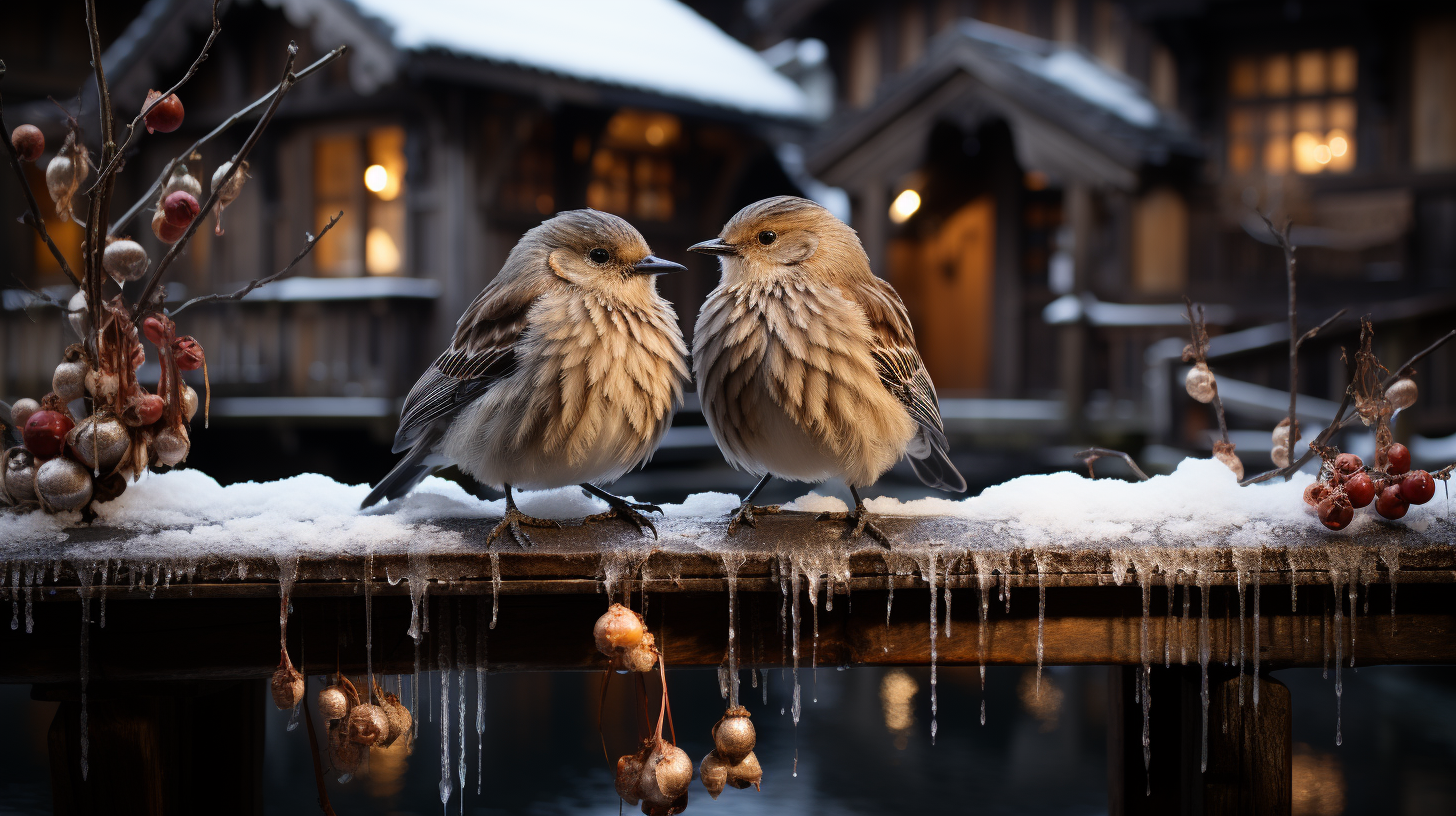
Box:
361;209;690;546
689;196;966;544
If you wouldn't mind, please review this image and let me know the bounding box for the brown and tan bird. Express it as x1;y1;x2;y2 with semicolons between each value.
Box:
362;210;689;545
690;196;966;543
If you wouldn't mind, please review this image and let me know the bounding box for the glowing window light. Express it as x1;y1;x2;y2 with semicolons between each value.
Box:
366;227;401;275
1329;134;1348;157
364;164;389;193
889;189;921;223
1314;144;1332;164
1292;131;1325;174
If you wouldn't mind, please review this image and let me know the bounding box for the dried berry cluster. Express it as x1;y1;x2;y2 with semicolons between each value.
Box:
292;670;411;776
698;707;762;799
594;602;659;673
1304;443;1438;529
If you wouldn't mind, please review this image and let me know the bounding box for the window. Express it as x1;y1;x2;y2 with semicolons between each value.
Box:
25;165;82;283
1412;19;1456;171
847;21;881;108
1131;188;1187;294
586;110;678;222
312;125;407;276
1227;48;1357;176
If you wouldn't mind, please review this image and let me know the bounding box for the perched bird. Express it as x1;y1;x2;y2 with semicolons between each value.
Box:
362;210;689;545
690;196;965;543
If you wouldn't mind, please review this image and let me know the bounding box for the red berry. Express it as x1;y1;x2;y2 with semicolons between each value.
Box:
172;336;204;371
23;410;74;458
1400;470;1436;505
1318;493;1354;530
1303;482;1328;508
11;124;44;162
1344;472;1376;508
135;394;164;426
1385;443;1411;475
1375;484;1410;520
142;315;171;346
143;90;184;134
162;191;200;227
1332;453;1363;477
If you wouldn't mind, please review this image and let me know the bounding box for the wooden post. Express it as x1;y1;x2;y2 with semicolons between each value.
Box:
1109;667;1291;816
42;679;265;815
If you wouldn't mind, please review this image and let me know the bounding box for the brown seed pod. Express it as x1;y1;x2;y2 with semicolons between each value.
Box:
52;360;87;403
329;721;364;774
67;414;131;473
143;90;185;134
153;426;189;467
11;124;44;162
594;602;645;655
1213;441;1243;481
45;132;88;220
211;160;251;236
34;458;93;513
161;163;203;200
1185;362;1216;403
1386;378;1418;411
181;385;200;422
616;753;644;806
2;448;38;505
380;692;412;747
318;684;349;720
103;239;150;283
726;750;762;790
347;703;390;747
1270;446;1291;469
85;368;121;404
698;750;728;799
639;743;693;807
10;398;40;430
270;662;304;710
712;706;756;763
619;632;658;673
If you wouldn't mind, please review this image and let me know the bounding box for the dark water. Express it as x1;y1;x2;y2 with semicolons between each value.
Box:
4;664;1455;814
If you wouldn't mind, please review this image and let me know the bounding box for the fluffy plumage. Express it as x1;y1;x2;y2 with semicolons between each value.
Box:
692;196;965;502
363;210;688;511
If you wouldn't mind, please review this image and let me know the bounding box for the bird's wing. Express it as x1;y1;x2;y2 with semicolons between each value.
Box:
391;280;541;453
855;277;949;449
853;277;966;492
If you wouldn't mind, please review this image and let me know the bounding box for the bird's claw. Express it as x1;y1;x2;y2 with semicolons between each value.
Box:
815;507;891;546
485;506;561;548
726;503;780;535
585;498;662;539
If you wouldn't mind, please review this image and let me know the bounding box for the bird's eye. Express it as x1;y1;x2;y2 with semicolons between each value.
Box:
589;248;610;263
758;230;777;246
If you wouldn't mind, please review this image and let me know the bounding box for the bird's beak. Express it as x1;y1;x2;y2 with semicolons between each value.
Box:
631;254;687;275
688;238;737;257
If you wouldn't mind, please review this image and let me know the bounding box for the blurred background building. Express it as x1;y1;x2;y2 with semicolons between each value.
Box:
4;0;1456;499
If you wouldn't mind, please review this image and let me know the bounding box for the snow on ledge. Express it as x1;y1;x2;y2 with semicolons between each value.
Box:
0;458;1444;564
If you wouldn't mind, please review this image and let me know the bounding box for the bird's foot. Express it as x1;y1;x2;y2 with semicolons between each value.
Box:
815;503;891;546
485;505;561;548
726;502;781;535
584;494;663;539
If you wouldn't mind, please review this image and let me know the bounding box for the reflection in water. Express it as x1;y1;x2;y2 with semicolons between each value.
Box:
1292;742;1346;816
879;668;918;750
1018;668;1064;733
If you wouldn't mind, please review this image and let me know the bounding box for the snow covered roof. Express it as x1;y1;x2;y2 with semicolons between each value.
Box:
342;0;809;118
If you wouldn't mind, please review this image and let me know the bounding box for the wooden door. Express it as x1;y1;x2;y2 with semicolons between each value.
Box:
890;196;996;392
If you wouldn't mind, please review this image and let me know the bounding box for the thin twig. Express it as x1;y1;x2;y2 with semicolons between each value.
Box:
1183;299;1230;445
109;46;347;238
1258;212;1303;476
131;42;301;325
1074;447;1149;481
84;0;117;348
1383;329;1456;388
1298;309;1347;349
83;0;222;196
301;676;340;816
0;66;82;287
168;212;342;316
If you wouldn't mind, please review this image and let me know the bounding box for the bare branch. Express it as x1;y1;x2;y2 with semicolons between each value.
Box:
1183;299;1230;445
109;46;348;238
1258;211;1303;478
1074;447;1150;481
1383;329;1456;388
1297;308;1347;349
84;0;117;344
0;63;82;288
84;0;222;196
131;42;301;325
169;212;342;316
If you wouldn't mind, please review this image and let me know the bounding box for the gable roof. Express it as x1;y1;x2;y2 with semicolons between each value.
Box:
808;20;1199;190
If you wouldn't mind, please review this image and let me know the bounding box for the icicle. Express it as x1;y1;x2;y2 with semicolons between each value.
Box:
476;597;487;796
440;602;453;811
408;554;429;737
456;602;466;815
943;556;954;639
973;553;994;694
1380;543;1400;633
1252;557;1261;709
1236;558;1247;707
1164;569;1175;668
885;566;894;633
790;558;801;726
923;549;939;744
1332;580;1344;747
723;554;744;707
1137;559;1152;789
1322;593;1329;680
489;552;500;629
980;698;986;726
26;564;36;633
365;547;374;685
1348;578;1358;669
79;563;92;781
287;701;301;732
1197;566;1212;773
761;669;769;706
10;564;19;631
1035;555;1047;693
277;556;299;654
100;561;110;629
1141;668;1151;796
778;555;789;680
1180;579;1190;665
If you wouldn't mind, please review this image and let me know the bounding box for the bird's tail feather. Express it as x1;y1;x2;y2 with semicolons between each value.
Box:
361;442;436;509
907;429;967;493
